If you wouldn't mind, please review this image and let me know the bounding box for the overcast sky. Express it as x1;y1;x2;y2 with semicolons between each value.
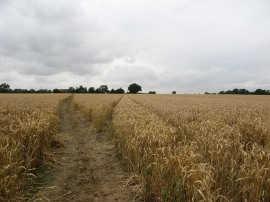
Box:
0;0;269;93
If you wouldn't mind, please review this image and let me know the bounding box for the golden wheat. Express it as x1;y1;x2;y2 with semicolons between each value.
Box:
127;94;270;201
55;94;270;201
0;94;69;201
73;94;123;132
113;96;215;201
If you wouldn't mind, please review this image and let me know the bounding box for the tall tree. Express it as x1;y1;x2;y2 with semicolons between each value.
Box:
68;87;76;93
115;88;125;94
53;89;61;93
76;85;87;93
0;83;11;93
128;83;142;94
110;88;116;93
88;87;95;93
99;85;109;93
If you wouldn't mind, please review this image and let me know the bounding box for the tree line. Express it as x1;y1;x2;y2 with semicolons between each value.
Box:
60;85;126;94
0;83;147;94
2;82;269;95
205;88;270;95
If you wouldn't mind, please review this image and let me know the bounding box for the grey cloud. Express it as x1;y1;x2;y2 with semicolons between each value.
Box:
0;0;270;92
0;0;134;77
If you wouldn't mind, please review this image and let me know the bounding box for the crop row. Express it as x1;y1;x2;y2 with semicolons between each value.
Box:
73;94;123;132
128;94;270;201
0;94;69;201
74;94;270;201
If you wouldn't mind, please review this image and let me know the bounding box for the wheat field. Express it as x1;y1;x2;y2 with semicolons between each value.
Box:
73;94;123;132
0;94;69;201
124;94;270;201
75;94;270;201
1;94;270;201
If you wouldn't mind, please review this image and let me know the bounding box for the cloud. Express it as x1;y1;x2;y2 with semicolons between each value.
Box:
0;0;270;93
0;0;134;76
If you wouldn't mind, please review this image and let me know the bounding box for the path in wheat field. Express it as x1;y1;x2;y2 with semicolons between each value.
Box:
36;97;134;202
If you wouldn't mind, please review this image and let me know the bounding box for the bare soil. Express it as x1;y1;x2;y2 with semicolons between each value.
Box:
33;98;134;202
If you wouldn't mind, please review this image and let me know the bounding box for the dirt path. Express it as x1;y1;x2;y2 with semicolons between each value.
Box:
35;97;134;202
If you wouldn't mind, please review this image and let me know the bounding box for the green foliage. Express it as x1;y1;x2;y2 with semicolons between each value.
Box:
218;88;270;95
53;89;61;93
149;91;156;94
0;83;11;93
128;83;142;94
88;87;95;93
13;89;29;93
76;85;87;93
36;89;51;93
29;89;36;93
0;83;135;94
99;85;109;93
115;88;125;94
68;87;76;93
255;89;270;95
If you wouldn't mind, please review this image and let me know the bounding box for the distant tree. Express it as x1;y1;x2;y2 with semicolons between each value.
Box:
255;89;268;95
172;91;176;94
149;91;156;94
95;88;100;93
99;85;109;93
256;89;262;95
88;87;95;93
53;89;61;93
115;88;125;94
0;83;11;93
37;89;51;93
218;88;270;95
0;83;10;89
238;89;250;94
76;85;87;93
13;89;29;93
128;83;142;94
232;88;239;94
204;92;210;94
29;89;36;93
68;87;76;93
110;88;116;94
